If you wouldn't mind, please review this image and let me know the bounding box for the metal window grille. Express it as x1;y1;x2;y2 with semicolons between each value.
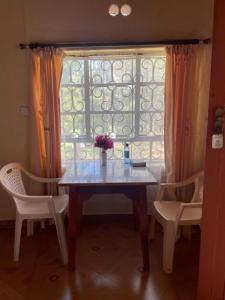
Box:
60;53;165;169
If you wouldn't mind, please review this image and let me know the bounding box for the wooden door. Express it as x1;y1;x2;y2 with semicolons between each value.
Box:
198;1;225;299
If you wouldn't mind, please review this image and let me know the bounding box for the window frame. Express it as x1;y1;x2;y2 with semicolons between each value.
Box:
60;48;166;162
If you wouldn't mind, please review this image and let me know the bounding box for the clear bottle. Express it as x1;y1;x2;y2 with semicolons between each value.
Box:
124;143;130;164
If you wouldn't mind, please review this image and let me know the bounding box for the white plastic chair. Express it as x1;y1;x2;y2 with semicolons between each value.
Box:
0;162;68;264
150;171;204;274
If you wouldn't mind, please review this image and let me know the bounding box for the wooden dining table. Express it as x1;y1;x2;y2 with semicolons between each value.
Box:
58;160;158;272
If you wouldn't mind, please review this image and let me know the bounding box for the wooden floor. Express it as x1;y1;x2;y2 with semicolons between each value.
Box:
0;216;200;300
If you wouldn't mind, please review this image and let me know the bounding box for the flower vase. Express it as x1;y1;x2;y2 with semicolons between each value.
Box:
101;150;107;166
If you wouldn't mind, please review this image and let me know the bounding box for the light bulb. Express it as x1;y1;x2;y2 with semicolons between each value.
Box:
120;4;132;16
108;4;120;17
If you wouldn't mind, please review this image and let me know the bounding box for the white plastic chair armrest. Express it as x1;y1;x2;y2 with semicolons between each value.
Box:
10;189;52;203
17;195;52;203
21;168;60;183
160;171;203;189
160;179;194;189
180;202;202;209
175;202;203;225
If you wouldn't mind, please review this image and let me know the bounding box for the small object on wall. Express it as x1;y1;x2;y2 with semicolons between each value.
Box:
212;134;223;149
212;106;225;149
108;4;120;16
108;3;132;17
120;4;132;16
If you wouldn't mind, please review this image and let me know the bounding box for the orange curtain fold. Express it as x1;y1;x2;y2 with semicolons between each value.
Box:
164;44;211;198
30;48;63;188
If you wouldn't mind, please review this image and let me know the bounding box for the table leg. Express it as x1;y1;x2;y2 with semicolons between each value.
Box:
138;186;150;271
132;198;139;231
68;187;79;271
76;195;83;234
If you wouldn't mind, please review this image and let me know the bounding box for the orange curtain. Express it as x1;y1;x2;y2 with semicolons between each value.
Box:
30;48;63;185
165;44;211;192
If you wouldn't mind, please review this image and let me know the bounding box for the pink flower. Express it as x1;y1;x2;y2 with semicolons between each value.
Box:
94;135;114;151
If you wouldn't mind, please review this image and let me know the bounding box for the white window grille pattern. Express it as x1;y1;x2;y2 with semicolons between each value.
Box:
60;53;165;166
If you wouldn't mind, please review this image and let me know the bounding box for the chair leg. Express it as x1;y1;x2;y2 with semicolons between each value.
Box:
132;198;139;231
149;215;156;240
14;215;23;261
54;214;68;265
162;222;177;274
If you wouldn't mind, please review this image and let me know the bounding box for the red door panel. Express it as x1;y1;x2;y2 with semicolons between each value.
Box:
198;1;225;299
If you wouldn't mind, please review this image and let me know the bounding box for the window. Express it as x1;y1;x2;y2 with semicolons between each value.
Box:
60;49;166;169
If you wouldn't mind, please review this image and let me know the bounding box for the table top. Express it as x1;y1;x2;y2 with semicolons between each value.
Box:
59;160;158;186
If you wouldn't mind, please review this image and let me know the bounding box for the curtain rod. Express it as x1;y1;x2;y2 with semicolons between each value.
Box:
19;39;210;50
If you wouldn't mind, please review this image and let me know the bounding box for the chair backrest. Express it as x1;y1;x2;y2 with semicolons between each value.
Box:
0;163;26;196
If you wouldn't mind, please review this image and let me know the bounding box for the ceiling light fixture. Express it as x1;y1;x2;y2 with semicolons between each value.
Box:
108;4;120;17
108;3;132;17
120;4;132;16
